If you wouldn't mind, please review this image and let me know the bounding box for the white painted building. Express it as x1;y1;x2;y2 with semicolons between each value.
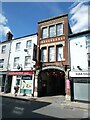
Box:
0;32;13;92
6;33;37;96
69;30;90;102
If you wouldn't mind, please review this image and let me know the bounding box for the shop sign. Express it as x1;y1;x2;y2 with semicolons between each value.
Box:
8;71;34;75
69;71;90;77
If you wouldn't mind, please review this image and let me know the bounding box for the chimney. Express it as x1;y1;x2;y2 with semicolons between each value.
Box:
6;31;13;41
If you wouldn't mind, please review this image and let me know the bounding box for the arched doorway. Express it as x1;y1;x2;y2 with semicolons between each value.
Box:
38;67;65;97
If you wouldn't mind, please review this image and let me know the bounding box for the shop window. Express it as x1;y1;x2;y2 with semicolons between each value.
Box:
49;46;54;62
1;45;6;53
49;25;55;37
42;27;48;39
15;42;21;51
41;47;47;62
56;23;63;36
56;44;63;61
25;56;31;67
13;57;19;68
26;40;32;48
0;59;4;68
88;54;90;68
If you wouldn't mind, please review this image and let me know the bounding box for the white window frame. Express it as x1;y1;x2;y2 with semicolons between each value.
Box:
42;27;48;39
15;42;21;51
1;45;6;54
56;45;63;61
49;25;55;38
24;56;31;67
13;57;19;68
56;23;63;36
41;48;47;62
49;46;54;62
26;40;32;49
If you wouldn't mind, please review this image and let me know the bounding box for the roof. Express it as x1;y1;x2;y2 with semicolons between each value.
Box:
38;13;68;24
0;32;38;44
68;30;90;38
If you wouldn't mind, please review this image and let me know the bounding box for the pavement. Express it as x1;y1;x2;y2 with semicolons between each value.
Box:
0;92;90;110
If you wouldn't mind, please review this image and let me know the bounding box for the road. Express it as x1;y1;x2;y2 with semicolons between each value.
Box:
0;96;89;119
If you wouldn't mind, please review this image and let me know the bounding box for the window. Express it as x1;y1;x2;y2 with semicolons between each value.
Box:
42;27;48;39
14;57;19;68
41;47;47;62
49;46;54;62
1;45;6;53
56;44;63;61
25;56;31;67
0;59;4;68
56;23;63;36
49;25;55;37
88;54;90;68
26;40;32;48
16;42;21;51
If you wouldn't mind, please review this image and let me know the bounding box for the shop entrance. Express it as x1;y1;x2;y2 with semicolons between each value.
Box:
38;69;65;97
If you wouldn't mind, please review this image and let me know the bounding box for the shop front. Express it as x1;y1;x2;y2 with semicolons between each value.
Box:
8;71;34;96
69;71;90;102
0;72;7;92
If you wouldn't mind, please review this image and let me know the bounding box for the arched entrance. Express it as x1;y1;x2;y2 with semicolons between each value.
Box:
38;67;65;97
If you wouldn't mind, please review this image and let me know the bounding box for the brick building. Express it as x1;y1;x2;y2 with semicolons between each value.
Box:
34;14;72;99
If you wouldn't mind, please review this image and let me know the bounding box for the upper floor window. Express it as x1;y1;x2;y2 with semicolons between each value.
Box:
42;23;63;39
26;40;32;48
1;45;6;53
41;47;47;62
49;46;54;62
14;57;19;68
56;23;63;36
16;42;21;51
49;25;55;37
56;44;63;61
25;56;31;67
42;27;48;39
0;59;4;68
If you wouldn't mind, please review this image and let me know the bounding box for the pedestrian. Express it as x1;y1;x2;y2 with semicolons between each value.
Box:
14;84;19;96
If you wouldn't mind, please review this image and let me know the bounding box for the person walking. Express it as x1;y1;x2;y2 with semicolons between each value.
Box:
14;84;19;96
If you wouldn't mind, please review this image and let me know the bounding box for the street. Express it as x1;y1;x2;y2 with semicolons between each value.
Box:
0;96;89;119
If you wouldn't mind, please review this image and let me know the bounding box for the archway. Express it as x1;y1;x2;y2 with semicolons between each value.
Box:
38;66;65;97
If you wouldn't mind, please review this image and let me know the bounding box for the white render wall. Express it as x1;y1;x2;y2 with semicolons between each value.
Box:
9;34;37;71
70;35;88;71
0;42;11;72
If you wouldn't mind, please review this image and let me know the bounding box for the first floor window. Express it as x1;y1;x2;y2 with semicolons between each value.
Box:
56;44;63;61
49;46;54;62
25;56;31;67
14;57;19;68
0;59;4;68
41;48;47;62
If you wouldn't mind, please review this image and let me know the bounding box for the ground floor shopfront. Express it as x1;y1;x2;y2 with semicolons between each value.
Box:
69;71;90;102
6;71;35;96
34;66;70;99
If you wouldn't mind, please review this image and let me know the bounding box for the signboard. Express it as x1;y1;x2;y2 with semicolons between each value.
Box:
69;71;90;77
8;71;34;75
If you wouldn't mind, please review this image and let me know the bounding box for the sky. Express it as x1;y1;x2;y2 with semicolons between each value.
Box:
0;1;89;42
